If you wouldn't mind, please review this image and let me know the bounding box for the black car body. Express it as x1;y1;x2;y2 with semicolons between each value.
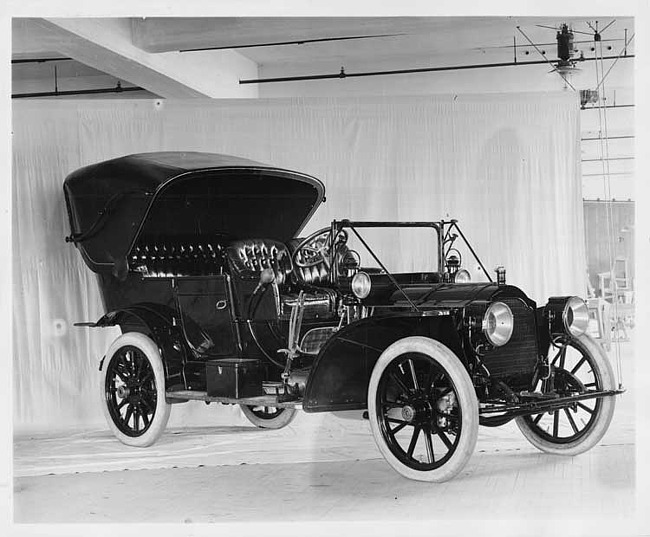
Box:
64;152;621;482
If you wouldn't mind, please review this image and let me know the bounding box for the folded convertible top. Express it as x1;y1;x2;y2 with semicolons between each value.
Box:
63;152;325;273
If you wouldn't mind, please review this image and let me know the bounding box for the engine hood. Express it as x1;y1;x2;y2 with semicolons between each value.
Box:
365;279;535;310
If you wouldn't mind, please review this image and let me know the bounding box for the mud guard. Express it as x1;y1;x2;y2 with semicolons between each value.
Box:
92;303;186;389
302;314;465;412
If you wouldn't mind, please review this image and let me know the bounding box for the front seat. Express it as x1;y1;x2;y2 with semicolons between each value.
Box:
226;238;336;320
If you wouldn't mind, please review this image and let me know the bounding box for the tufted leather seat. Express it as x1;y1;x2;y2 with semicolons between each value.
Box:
130;239;224;277
288;239;332;286
226;239;293;286
288;238;357;288
226;238;338;319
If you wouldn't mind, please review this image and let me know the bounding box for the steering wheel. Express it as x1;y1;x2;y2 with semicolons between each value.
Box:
292;227;348;268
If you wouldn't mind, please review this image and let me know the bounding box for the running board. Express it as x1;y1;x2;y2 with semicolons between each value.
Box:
165;389;302;409
479;388;624;419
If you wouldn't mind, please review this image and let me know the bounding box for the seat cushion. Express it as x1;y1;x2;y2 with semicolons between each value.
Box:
226;239;293;286
227;238;338;320
288;238;334;287
130;238;225;276
288;238;357;287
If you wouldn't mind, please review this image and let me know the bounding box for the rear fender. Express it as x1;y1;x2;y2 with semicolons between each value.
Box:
94;303;186;388
303;314;465;412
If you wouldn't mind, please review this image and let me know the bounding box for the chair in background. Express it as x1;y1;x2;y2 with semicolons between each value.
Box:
598;257;633;304
587;298;612;351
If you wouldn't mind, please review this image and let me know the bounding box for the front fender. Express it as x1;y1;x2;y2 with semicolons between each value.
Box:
303;314;465;413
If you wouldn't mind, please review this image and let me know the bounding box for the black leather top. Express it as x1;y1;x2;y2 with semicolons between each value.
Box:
63;152;325;273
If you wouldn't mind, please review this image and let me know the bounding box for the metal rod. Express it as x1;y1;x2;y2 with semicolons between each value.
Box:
600;20;616;34
12;86;146;99
339;220;439;229
595;32;635;91
12;57;73;64
451;222;493;283
240;54;633;85
581;104;634;110
583;199;634;203
479;388;623;417
570;28;595;37
476;37;625;50
346;223;420;312
581;156;634;162
180;33;404;52
581;135;634;141
582;172;632;177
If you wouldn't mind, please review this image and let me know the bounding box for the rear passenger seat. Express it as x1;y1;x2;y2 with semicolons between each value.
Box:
129;239;225;277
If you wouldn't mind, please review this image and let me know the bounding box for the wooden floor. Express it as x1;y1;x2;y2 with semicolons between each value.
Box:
11;336;642;535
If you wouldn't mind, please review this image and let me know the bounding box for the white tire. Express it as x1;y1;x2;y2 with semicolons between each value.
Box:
515;334;616;455
100;332;171;447
240;405;297;429
368;336;479;482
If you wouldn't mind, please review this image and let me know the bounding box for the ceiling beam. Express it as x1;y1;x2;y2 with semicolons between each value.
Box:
15;18;259;99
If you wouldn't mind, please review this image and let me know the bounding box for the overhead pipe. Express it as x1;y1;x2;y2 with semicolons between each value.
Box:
12;57;74;64
239;54;634;84
12;84;146;99
180;33;404;52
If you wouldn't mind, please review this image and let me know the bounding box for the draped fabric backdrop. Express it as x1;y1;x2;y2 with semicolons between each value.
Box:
12;94;584;433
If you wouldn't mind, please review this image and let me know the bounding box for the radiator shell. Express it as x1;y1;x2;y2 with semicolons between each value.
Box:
481;297;539;379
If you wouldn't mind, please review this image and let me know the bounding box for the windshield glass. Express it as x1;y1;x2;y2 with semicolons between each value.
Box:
339;223;440;274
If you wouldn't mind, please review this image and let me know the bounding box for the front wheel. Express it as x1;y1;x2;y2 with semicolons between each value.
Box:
100;332;171;447
368;337;479;482
515;334;616;455
240;405;297;429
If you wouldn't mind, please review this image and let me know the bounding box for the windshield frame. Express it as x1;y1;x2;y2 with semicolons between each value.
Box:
329;219;493;287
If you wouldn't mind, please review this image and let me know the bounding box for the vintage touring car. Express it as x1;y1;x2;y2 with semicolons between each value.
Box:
64;152;621;482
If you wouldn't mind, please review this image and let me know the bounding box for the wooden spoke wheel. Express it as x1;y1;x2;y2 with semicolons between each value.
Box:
516;334;616;455
368;337;478;482
101;333;171;447
240;405;297;429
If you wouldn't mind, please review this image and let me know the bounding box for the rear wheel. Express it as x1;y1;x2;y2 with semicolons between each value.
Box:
368;337;479;482
240;405;297;429
100;332;171;447
515;334;616;455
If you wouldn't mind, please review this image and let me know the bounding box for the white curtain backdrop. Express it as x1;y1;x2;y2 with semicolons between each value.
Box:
12;94;584;433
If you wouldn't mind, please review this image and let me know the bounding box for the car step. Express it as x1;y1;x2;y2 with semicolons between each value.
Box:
165;389;302;408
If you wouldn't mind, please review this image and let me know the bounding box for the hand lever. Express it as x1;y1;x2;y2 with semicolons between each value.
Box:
254;268;276;293
247;268;276;319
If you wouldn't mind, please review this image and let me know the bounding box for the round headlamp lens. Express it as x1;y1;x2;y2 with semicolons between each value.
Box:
482;301;514;347
454;269;471;283
563;296;589;337
351;271;371;299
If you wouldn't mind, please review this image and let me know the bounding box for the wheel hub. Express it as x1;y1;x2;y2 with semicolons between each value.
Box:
401;405;416;422
401;400;432;424
116;385;130;398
